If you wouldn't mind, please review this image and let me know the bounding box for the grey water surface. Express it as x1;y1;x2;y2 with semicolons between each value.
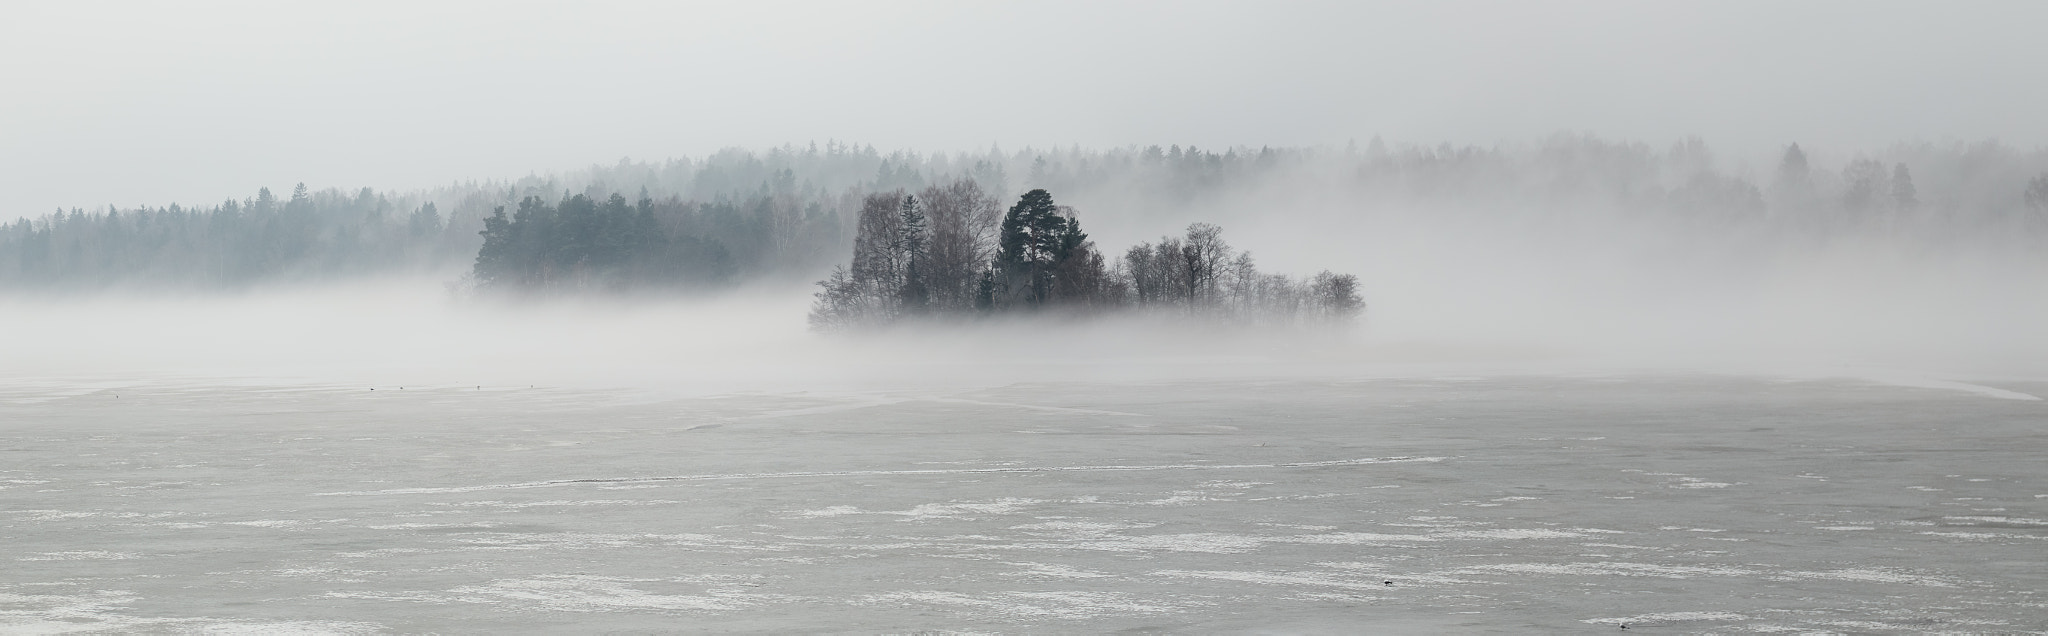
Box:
3;375;2044;634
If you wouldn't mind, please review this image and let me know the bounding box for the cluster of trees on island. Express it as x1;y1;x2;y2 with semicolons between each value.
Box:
808;182;1363;331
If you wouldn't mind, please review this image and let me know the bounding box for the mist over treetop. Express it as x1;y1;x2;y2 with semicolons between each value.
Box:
3;136;2045;292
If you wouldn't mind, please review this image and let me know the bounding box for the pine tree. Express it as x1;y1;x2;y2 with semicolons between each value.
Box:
998;189;1067;305
474;205;514;285
409;202;442;237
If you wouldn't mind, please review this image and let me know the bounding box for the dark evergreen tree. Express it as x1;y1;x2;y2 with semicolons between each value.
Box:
408;202;443;237
998;189;1068;306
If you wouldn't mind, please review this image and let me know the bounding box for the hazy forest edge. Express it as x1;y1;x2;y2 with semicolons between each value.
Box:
4;136;2047;296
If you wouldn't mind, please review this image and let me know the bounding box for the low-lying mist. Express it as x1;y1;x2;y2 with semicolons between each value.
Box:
3;247;2039;398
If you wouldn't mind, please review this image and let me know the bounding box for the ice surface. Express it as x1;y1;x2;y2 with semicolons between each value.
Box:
2;375;2044;632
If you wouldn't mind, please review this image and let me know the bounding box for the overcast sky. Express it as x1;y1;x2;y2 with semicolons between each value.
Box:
2;0;2043;214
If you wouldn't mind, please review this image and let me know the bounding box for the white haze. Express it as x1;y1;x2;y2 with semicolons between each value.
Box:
1050;168;2048;380
3;238;2041;396
3;1;2046;392
4;1;2047;213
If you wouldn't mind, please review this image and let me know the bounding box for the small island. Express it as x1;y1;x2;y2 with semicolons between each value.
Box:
809;183;1363;331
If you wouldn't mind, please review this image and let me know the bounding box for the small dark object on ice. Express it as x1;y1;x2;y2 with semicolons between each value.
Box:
1619;623;1628;630
1383;580;1393;586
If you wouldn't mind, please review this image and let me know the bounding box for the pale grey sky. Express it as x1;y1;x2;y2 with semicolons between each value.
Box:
2;0;2042;214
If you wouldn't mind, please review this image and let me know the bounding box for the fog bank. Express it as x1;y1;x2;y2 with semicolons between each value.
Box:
4;263;2040;399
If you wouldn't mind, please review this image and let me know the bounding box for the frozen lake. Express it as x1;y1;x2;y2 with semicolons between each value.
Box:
3;374;2044;633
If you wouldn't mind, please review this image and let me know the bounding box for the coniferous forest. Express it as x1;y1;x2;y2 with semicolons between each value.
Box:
470;193;735;292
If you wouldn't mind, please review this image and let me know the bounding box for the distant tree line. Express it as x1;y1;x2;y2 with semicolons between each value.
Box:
6;136;2047;290
473;192;731;291
809;185;1363;331
0;142;949;289
1021;136;2048;238
0;183;459;287
464;183;845;293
